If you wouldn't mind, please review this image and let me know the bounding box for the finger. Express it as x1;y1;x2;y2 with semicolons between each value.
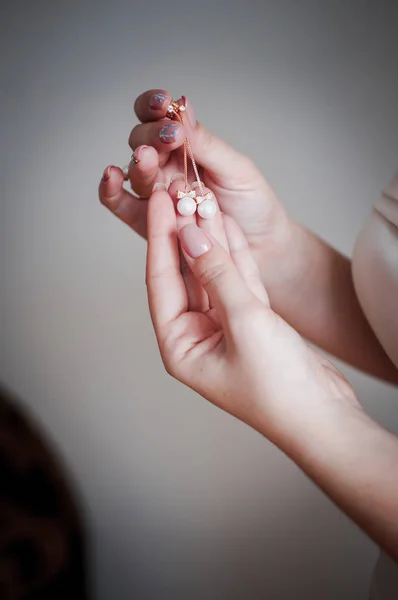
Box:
223;215;270;307
134;89;172;122
183;97;254;185
169;176;209;313
134;91;197;131
192;181;229;252
99;166;148;238
146;187;188;334
191;181;229;311
128;145;162;199
129;120;185;155
178;224;257;330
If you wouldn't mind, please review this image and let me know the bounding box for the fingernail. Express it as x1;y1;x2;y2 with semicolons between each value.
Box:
183;96;196;129
191;180;203;190
159;122;179;144
179;224;212;258
149;92;169;109
102;166;113;181
152;182;167;192
133;145;150;161
170;172;185;182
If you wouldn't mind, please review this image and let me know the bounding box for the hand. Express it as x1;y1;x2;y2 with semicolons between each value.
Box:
98;88;291;264
146;186;359;440
98;88;398;383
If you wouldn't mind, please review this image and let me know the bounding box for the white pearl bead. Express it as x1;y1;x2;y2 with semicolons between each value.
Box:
197;199;217;219
177;196;197;216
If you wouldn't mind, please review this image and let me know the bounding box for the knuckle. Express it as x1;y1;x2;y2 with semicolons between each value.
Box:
243;268;261;286
146;264;178;287
99;190;118;211
160;335;182;379
179;257;192;279
128;124;141;148
162;355;176;378
198;262;228;288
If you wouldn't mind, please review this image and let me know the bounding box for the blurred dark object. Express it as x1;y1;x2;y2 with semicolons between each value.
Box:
0;384;88;599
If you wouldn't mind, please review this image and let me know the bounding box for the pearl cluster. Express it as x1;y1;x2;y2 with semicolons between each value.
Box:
176;190;217;219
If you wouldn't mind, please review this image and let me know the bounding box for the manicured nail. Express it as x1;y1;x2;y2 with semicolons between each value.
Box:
149;92;169;109
102;166;113;181
159;122;179;143
133;145;150;162
179;224;212;258
170;173;185;182
152;182;167;192
191;180;204;190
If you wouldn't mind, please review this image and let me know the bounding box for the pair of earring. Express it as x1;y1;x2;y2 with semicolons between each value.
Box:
176;189;217;219
166;98;217;220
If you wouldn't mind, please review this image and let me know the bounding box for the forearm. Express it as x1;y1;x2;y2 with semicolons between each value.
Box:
261;219;398;384
275;401;398;560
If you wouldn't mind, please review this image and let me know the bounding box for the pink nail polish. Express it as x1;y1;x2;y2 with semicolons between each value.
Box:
134;145;150;161
179;224;212;258
102;166;113;181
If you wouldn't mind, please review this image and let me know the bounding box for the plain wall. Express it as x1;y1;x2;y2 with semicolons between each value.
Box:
2;1;398;598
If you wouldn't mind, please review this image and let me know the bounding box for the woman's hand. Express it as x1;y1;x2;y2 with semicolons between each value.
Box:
146;187;398;561
146;184;358;438
99;89;288;254
99;88;398;384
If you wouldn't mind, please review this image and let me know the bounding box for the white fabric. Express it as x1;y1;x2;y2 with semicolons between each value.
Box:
352;170;398;599
353;171;398;372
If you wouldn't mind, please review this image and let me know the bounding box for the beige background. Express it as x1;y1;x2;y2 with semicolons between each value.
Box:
2;1;398;598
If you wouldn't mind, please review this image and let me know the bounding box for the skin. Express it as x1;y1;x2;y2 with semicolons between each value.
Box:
143;188;398;560
98;88;398;559
99;89;398;384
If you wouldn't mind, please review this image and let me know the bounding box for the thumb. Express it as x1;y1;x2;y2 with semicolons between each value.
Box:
178;224;256;323
184;98;250;183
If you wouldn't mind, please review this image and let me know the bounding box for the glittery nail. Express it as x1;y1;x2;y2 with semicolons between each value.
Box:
159;122;179;144
149;93;168;109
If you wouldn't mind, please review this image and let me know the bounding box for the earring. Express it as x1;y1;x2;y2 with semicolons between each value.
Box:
166;98;217;219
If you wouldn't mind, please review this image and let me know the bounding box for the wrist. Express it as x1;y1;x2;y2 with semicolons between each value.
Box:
255;387;364;461
267;398;398;558
263;393;391;500
277;399;366;461
254;217;307;305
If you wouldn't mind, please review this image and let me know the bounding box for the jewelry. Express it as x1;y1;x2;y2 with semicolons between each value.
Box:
122;152;139;181
131;152;139;165
166;97;217;219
